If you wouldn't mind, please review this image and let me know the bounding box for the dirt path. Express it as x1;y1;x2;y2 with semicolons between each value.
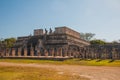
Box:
0;62;120;80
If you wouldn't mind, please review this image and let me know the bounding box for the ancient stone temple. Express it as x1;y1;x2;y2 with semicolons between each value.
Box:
1;26;120;60
13;26;90;57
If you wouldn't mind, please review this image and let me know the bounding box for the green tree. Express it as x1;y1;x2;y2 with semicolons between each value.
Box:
90;39;106;45
0;38;5;48
4;38;16;48
110;40;120;44
80;33;95;41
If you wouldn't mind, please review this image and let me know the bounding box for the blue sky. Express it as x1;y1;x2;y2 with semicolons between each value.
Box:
0;0;120;42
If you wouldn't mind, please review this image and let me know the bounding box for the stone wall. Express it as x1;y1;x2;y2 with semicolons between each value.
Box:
34;29;43;36
54;26;80;38
0;47;74;58
76;45;120;60
0;45;120;60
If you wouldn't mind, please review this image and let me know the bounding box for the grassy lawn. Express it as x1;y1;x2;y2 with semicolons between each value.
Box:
0;58;120;67
0;66;89;80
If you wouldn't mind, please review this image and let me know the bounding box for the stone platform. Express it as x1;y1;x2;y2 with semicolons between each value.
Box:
0;56;73;61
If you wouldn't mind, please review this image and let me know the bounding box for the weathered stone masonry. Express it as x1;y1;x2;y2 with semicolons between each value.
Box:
0;26;120;59
0;26;89;58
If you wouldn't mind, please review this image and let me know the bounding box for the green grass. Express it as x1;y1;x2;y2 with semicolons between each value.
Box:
0;66;89;80
62;59;120;66
0;58;120;67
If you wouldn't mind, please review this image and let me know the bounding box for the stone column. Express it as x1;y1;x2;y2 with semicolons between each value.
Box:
1;49;5;57
72;51;75;58
11;48;16;56
8;48;11;56
68;50;71;57
56;48;59;56
36;47;41;56
0;51;1;57
6;48;10;57
30;47;34;56
35;46;38;56
51;48;54;56
104;48;107;59
91;49;94;59
64;48;68;57
59;48;62;57
54;48;57;56
0;52;4;57
112;48;116;60
37;49;41;56
18;48;22;56
44;49;48;56
48;48;51;56
3;49;5;57
24;48;27;56
4;49;6;56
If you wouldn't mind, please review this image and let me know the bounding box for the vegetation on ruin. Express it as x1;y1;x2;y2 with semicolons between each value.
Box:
0;38;16;48
80;33;95;41
90;39;106;45
0;59;120;67
0;65;89;80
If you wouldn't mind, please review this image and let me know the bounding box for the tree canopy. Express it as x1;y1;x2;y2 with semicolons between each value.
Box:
80;33;95;41
0;38;16;48
90;39;106;45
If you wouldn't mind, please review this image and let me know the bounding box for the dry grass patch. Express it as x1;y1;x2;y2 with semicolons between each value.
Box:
0;65;89;80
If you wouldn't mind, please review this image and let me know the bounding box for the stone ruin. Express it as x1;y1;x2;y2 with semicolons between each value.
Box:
0;26;120;60
0;26;90;58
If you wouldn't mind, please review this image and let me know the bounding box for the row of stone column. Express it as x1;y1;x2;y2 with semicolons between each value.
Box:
0;47;74;57
1;46;120;59
36;47;73;57
77;47;120;60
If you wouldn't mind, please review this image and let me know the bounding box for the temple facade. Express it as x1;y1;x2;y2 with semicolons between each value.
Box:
11;26;90;57
0;26;120;60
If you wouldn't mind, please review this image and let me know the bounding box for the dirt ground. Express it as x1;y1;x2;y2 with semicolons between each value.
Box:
0;62;120;80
